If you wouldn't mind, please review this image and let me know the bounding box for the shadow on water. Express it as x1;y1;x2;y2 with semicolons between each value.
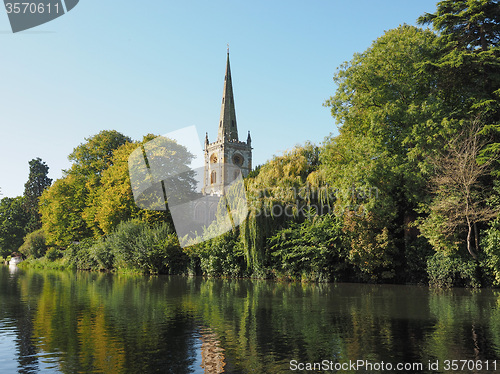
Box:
1;266;500;373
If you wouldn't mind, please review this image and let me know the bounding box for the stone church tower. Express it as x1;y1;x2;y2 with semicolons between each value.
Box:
202;51;252;196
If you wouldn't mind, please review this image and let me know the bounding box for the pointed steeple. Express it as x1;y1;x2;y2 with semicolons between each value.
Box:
217;49;239;141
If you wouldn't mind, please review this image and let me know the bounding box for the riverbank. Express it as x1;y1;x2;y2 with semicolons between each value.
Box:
13;215;495;289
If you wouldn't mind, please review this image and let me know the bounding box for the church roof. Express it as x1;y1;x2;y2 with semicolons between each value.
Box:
217;50;239;142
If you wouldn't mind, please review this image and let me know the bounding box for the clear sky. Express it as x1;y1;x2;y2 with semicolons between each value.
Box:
0;0;440;198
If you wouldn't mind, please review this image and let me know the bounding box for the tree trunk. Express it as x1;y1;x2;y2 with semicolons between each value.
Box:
474;221;479;254
467;219;478;260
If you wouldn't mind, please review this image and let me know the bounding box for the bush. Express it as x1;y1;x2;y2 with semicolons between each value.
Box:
107;219;187;274
480;221;500;286
45;248;62;261
90;239;114;271
269;214;345;282
193;230;246;277
106;220;146;269
403;236;434;284
19;229;47;258
64;238;99;270
427;251;480;288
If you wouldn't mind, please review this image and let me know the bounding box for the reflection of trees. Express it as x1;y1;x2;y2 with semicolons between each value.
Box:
0;267;39;373
3;268;500;374
424;289;500;363
12;271;198;374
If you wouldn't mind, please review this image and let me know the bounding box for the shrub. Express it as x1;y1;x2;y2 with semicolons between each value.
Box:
19;229;47;258
480;221;500;286
106;220;146;269
64;238;99;270
90;239;114;271
45;248;62;261
193;230;245;277
403;236;434;284
107;219;187;274
427;251;480;288
269;214;345;282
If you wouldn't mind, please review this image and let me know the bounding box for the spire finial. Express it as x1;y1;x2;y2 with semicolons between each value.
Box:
227;44;229;54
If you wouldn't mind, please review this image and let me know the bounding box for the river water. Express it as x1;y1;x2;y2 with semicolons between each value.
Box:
0;265;499;373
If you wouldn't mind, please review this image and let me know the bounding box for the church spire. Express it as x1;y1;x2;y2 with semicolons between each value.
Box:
217;50;239;141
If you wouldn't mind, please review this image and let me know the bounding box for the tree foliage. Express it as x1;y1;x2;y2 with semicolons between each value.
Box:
68;130;132;178
419;119;500;258
0;197;29;257
23;157;52;232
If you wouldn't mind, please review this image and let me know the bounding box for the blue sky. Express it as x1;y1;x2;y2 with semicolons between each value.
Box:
0;0;439;198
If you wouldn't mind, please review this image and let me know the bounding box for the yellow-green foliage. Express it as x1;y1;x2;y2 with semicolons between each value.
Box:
19;229;47;258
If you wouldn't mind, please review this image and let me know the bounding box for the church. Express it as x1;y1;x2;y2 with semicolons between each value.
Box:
202;50;252;196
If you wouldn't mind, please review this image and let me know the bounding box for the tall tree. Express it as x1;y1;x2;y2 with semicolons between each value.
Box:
23;158;52;232
418;0;500;52
39;174;91;247
85;136;177;236
420;119;500;259
322;25;442;280
40;130;131;247
416;0;500;261
0;197;29;257
417;0;500;128
68;130;132;178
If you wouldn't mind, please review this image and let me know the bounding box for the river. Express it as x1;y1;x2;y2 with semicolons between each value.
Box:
0;265;499;373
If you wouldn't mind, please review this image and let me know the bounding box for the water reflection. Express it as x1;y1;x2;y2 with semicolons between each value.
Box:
0;266;499;373
198;327;225;373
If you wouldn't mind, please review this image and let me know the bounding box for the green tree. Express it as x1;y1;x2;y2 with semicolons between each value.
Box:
23;158;52;232
87;137;175;236
414;1;500;274
418;0;500;158
0;197;29;257
39;174;91;247
19;229;46;258
68;130;132;178
40;131;132;247
322;25;442;281
420;120;500;259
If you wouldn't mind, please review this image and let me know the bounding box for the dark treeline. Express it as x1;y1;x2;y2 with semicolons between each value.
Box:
2;0;500;287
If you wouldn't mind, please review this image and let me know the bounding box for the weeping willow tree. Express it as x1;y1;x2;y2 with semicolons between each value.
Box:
239;143;336;275
186;143;341;278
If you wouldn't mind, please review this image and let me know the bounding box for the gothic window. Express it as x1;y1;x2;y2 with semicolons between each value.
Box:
211;170;216;184
219;121;222;127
